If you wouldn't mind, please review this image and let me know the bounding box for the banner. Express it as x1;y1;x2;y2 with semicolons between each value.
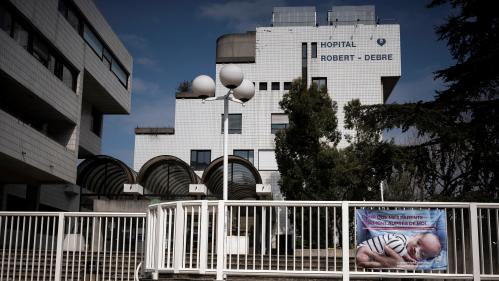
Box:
355;209;447;270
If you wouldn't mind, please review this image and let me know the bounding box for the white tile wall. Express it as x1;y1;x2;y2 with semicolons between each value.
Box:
136;23;401;198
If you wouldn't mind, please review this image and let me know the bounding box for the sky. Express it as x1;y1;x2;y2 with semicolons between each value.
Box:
95;0;454;167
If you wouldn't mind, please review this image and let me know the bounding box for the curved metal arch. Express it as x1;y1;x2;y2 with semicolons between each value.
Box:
137;155;200;197
202;155;262;200
77;155;137;195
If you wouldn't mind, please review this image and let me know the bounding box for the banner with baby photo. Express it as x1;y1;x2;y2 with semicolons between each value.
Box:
355;209;447;270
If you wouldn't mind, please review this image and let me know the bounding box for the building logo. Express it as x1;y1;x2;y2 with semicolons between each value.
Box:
377;38;386;46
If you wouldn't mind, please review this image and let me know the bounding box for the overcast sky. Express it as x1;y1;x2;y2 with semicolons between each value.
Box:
95;0;453;167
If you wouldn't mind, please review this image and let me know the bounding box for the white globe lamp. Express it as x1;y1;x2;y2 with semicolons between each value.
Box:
233;79;255;102
219;65;243;89
192;75;215;97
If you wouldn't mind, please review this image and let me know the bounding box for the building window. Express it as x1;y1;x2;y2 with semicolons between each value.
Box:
258;150;278;171
302;43;308;82
284;82;291;91
259;82;267;91
271;82;280;91
311;42;317;58
83;25;103;58
221;114;242;134
191;150;211;171
271;113;289;134
312;77;327;90
234;150;254;164
0;5;12;34
91;107;102;136
12;22;28;50
32;36;50;67
0;2;78;92
58;0;129;88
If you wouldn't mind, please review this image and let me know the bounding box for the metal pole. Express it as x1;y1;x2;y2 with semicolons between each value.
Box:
380;181;384;201
223;91;230;201
217;90;230;280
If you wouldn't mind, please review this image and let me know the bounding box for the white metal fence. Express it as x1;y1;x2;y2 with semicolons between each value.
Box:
145;201;499;280
0;212;146;281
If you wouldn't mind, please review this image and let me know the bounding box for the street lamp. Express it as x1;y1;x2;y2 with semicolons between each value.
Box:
192;65;254;280
192;65;255;200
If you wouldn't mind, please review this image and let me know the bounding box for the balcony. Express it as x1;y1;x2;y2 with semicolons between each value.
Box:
0;109;77;183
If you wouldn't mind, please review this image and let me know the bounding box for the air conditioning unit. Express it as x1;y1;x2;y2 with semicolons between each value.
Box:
189;184;207;196
256;184;272;196
123;184;144;195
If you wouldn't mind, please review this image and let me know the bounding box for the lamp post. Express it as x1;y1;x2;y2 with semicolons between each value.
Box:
192;65;255;280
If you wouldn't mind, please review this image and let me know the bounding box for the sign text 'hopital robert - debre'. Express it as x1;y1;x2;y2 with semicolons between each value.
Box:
320;39;393;62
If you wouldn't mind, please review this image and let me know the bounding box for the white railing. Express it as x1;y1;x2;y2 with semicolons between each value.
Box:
145;201;499;280
0;212;146;281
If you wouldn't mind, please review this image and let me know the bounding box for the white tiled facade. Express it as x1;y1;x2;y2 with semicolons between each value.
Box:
134;14;400;198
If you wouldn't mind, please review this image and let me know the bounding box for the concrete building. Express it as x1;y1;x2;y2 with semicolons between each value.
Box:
0;0;132;210
133;5;401;200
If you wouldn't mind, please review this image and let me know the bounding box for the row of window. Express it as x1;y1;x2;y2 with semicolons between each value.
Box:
58;0;129;88
0;3;77;91
191;149;275;171
255;78;327;92
221;113;289;135
258;81;292;91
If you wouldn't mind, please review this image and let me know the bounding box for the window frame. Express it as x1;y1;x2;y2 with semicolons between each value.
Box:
233;149;254;164
271;82;280;91
221;113;242;134
190;150;211;171
271;113;289;134
311;42;317;58
312;77;327;90
259;82;268;91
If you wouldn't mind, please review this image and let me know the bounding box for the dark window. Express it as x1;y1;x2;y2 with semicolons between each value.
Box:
91;107;102;136
271;82;280;91
32;36;50;67
111;61;128;87
61;64;76;90
83;24;103;58
2;2;78;92
12;22;28;49
234;150;254;164
284;82;291;91
59;0;129;89
302;43;308;82
191;150;211;170
103;48;112;69
0;5;12;34
311;42;317;58
259;82;267;91
66;9;81;32
221;114;242;134
312;77;327;90
271;113;289;134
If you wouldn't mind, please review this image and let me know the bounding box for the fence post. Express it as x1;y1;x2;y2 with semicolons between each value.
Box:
173;202;185;273
54;213;65;281
153;205;165;280
199;201;209;274
216;201;225;280
342;202;349;281
469;203;481;281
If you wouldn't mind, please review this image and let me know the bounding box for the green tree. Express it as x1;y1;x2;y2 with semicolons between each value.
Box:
344;0;499;201
175;80;191;95
275;79;340;200
275;80;393;201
